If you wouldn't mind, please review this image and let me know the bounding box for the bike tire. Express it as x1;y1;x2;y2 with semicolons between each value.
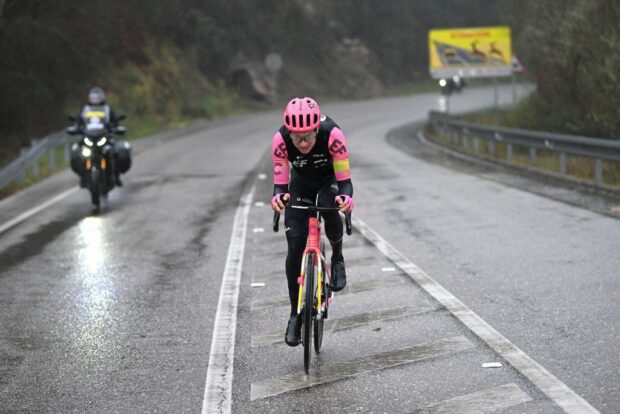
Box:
314;252;326;353
313;307;324;353
90;168;100;207
303;252;314;374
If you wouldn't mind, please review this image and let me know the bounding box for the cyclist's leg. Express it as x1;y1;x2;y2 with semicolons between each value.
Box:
318;178;344;261
284;210;308;316
318;179;347;290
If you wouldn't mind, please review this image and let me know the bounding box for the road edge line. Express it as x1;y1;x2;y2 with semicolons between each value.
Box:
0;187;79;235
351;215;600;414
202;183;256;414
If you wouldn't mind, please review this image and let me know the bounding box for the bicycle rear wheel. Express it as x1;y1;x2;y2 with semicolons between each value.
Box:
303;252;315;374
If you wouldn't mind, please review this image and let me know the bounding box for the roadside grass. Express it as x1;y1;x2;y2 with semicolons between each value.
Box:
427;126;620;187
0;146;70;200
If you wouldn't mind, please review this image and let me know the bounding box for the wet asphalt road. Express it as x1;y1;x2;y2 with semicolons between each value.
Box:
1;86;618;413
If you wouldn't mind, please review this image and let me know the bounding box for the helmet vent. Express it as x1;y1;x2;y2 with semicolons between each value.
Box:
306;114;311;128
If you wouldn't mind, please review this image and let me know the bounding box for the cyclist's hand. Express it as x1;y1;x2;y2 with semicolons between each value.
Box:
271;193;290;213
335;195;354;213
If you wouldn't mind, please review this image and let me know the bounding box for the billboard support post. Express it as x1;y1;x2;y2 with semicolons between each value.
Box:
493;77;499;109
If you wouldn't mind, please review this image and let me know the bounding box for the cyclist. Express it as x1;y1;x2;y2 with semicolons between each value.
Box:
271;97;354;346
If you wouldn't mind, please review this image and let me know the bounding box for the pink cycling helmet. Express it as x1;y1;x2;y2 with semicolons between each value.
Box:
283;97;321;133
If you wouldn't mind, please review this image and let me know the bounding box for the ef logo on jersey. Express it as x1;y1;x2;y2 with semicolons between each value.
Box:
273;142;287;159
329;139;346;155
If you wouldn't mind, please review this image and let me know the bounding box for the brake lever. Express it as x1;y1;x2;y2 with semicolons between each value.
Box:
345;212;352;235
273;212;280;232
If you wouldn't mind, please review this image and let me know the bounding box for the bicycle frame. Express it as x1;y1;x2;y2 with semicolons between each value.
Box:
297;216;329;318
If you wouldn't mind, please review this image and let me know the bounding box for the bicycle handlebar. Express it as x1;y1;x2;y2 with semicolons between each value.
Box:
272;205;352;235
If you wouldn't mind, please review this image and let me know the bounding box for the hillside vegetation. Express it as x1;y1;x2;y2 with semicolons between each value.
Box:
1;0;618;168
503;0;620;138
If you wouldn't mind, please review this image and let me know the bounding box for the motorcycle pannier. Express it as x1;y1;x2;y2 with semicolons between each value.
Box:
69;143;85;175
115;141;132;173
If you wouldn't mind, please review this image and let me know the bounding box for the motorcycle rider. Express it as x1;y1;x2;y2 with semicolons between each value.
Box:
72;87;123;187
271;97;354;346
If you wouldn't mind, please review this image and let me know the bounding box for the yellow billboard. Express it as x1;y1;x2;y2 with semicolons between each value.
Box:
429;26;512;78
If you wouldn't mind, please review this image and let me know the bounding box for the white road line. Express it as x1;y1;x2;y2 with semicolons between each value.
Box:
0;187;79;235
202;183;255;414
412;383;532;414
251;335;474;401
352;216;600;414
251;304;436;348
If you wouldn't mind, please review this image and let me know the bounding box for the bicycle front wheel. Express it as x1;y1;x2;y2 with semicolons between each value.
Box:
314;257;326;353
313;310;324;353
303;252;315;374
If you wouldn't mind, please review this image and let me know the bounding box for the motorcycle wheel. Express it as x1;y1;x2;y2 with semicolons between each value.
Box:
90;168;100;207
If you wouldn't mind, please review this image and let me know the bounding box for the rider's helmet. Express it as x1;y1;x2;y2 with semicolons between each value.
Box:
88;87;106;105
283;97;321;133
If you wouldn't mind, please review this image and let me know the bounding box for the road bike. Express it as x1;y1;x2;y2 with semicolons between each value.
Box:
273;198;351;374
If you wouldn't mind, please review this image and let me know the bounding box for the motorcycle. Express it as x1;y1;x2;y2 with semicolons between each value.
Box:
439;76;467;95
67;115;127;208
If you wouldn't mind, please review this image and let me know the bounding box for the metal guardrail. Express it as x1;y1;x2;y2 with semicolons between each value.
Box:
0;130;72;190
429;110;620;184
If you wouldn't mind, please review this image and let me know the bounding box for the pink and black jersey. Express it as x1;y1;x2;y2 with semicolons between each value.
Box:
272;115;353;196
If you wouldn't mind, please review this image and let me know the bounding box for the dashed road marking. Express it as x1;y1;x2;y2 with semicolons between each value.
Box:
251;304;436;348
250;336;474;400
411;383;532;414
250;278;406;310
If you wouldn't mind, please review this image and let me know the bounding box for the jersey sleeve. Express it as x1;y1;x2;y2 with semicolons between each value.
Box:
328;127;351;182
272;131;290;192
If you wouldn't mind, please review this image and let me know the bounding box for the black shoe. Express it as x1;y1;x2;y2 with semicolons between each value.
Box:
284;315;302;347
114;175;123;187
331;260;347;291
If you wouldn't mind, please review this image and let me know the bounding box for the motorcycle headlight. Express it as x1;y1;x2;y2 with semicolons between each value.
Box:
84;137;94;147
81;147;92;158
439;79;447;87
96;137;107;147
